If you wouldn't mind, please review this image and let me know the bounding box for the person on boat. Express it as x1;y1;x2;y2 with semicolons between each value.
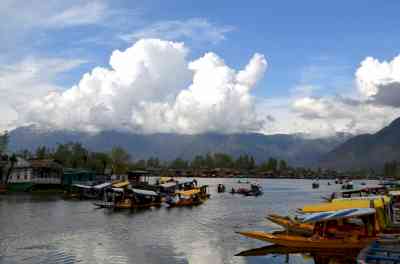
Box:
193;179;198;186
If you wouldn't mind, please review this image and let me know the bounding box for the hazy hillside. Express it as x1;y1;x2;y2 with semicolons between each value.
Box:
320;117;400;170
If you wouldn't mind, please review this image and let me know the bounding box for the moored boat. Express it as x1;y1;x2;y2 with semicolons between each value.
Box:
166;185;209;207
312;181;319;189
230;184;262;196
238;208;379;250
94;187;162;209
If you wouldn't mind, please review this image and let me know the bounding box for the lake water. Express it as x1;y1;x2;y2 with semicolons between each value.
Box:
0;179;373;264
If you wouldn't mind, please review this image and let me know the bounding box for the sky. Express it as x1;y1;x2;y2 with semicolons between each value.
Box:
1;0;400;137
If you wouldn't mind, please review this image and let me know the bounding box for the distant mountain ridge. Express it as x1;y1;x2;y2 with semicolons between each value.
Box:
320;116;400;170
8;126;352;166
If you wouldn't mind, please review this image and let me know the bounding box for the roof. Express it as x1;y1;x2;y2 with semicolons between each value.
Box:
112;180;129;188
72;184;92;189
93;182;112;189
302;208;376;223
130;188;158;196
302;200;369;213
176;189;200;196
64;168;95;174
30;159;62;168
160;182;177;188
389;190;400;196
333;195;390;202
111;188;124;192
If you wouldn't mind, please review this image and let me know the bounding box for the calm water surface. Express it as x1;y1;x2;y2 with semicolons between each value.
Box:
0;179;374;264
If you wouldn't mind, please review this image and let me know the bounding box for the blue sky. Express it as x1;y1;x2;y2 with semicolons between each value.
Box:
1;0;400;136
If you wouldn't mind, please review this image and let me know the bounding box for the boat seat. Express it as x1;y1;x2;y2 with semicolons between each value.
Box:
366;254;400;263
369;248;400;255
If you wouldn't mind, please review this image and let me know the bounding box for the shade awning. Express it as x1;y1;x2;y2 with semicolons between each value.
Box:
160;182;177;188
72;184;92;189
176;189;200;196
93;182;112;189
112;180;129;188
131;188;159;196
302;208;376;223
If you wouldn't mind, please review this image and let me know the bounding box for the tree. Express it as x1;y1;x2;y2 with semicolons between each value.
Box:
204;153;215;168
170;158;188;169
88;152;110;174
0;131;9;153
278;160;287;171
259;157;278;172
213;153;234;168
110;147;130;175
191;155;205;169
35;146;49;159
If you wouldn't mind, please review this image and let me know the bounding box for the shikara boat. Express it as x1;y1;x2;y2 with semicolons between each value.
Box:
166;186;209;207
238;208;378;250
230;184;263;196
94;187;162;209
322;186;388;202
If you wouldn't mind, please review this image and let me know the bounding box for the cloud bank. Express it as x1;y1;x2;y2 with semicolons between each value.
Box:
21;39;267;134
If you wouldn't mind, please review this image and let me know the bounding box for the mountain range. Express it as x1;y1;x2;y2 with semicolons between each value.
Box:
8;126;352;167
10;115;400;169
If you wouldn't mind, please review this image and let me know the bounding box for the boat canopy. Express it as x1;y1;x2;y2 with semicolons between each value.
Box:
177;180;195;185
302;208;376;223
93;182;112;189
160;182;177;188
333;195;390;202
301;200;371;213
72;184;92;189
176;189;200;196
389;190;400;196
111;187;125;192
131;188;159;196
112;180;129;188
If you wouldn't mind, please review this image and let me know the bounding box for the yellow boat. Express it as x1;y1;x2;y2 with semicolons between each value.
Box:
167;186;209;207
239;208;378;250
237;231;374;249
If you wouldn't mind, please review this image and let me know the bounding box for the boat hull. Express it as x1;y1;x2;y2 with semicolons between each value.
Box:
238;231;375;249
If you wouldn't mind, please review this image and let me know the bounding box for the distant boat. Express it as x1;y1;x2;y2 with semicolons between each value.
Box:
312;181;319;189
230;184;263;196
342;181;354;190
217;184;226;193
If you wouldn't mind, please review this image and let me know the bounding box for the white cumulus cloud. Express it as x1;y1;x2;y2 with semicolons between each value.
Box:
21;39;267;134
356;55;400;107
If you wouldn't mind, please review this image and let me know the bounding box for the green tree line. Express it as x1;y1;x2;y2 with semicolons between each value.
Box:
15;142;291;174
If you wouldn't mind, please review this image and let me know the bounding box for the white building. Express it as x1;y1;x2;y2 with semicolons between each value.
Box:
8;157;33;183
